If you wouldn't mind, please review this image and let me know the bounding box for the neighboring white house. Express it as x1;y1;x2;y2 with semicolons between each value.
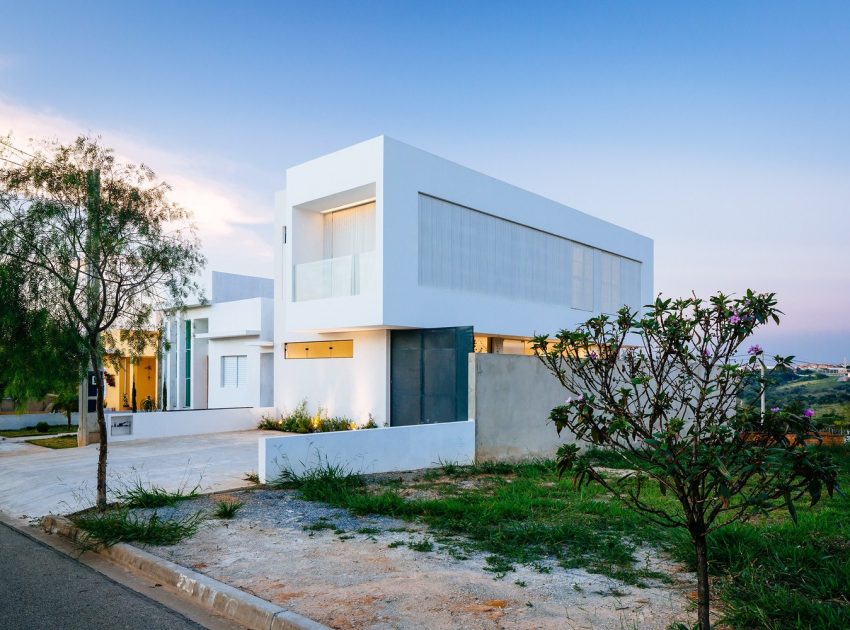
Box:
273;136;653;427
160;271;274;410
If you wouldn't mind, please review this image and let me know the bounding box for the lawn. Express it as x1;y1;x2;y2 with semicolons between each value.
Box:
25;435;78;449
0;423;77;438
277;445;850;629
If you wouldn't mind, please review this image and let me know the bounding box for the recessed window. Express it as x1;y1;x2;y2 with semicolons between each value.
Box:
221;355;247;387
285;340;354;359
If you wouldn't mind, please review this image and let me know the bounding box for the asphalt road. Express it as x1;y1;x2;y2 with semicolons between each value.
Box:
0;522;205;630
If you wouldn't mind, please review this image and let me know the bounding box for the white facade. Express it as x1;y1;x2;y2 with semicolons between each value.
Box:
274;137;654;426
161;271;274;410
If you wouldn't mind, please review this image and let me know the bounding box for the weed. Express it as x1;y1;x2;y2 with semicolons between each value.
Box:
388;540;405;548
356;526;381;535
514;579;527;587
243;472;260;484
213;500;243;519
438;459;460;476
73;509;203;548
408;538;434;552
116;480;199;509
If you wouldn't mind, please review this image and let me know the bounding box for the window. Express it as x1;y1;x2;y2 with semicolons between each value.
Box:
184;320;191;406
285;340;354;359
221;355;247;388
571;244;594;311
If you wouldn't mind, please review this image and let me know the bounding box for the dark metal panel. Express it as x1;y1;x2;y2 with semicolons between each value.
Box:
390;327;472;426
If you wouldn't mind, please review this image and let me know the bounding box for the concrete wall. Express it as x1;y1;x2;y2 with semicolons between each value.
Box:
212;271;273;303
0;412;79;431
258;420;475;482
105;407;274;442
470;353;575;462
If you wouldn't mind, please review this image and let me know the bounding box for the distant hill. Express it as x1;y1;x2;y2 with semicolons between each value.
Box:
740;369;850;425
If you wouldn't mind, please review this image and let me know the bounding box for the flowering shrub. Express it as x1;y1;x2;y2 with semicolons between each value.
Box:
533;290;839;630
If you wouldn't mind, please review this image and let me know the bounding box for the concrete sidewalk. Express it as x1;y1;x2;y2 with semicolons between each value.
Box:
0;430;282;517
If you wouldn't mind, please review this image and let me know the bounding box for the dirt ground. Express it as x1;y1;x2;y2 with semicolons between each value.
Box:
140;488;696;629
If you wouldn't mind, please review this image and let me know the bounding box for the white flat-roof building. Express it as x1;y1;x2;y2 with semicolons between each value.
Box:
274;136;653;427
161;271;274;410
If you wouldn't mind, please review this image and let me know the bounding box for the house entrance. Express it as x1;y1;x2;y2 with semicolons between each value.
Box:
389;327;472;426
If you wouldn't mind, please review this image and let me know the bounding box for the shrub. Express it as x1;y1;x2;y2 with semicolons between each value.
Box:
258;400;367;433
35;421;50;433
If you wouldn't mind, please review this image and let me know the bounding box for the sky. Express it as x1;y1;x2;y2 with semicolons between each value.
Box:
1;1;848;362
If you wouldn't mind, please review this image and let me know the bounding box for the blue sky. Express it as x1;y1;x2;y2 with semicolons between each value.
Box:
1;1;848;362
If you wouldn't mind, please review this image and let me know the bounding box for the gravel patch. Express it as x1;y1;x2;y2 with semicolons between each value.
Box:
132;487;695;629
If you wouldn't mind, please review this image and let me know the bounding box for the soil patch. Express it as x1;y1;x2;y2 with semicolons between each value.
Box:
137;489;694;629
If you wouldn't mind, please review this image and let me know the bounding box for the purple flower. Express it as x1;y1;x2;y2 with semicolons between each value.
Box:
747;344;763;355
803;408;815;418
770;407;780;413
729;314;741;325
702;348;712;357
588;351;598;360
577;394;585;402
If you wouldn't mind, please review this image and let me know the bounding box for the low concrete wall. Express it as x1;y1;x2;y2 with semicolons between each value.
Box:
0;412;79;431
106;407;275;442
258;421;475;483
470;353;574;462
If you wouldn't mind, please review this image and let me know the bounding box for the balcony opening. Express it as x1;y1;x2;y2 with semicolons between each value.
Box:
292;188;377;302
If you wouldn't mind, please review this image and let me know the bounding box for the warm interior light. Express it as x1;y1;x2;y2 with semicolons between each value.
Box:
319;198;376;214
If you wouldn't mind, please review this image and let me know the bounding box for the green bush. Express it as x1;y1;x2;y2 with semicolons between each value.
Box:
258;400;371;433
35;421;50;433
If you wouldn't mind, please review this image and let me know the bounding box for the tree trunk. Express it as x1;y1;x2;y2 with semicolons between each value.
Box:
66;408;71;430
91;353;108;511
693;531;711;630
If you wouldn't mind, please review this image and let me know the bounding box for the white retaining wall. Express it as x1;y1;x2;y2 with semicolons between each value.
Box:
258;420;475;482
0;412;79;431
106;407;275;442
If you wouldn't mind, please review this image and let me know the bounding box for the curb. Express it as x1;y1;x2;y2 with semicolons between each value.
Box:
41;515;329;630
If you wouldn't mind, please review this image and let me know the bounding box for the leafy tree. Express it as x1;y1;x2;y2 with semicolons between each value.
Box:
0;262;84;412
50;384;79;430
533;291;840;630
0;137;204;509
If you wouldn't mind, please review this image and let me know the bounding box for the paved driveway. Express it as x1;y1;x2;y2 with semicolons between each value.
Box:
0;430;283;517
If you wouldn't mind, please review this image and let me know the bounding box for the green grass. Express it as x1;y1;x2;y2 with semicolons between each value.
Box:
278;446;850;629
25;435;78;449
115;480;200;508
72;509;203;548
212;500;243;519
2;424;77;438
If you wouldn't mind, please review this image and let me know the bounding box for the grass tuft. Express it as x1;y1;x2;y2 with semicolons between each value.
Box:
72;509;203;548
116;481;199;509
213;500;243;519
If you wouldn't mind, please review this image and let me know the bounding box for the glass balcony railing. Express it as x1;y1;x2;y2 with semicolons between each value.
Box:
294;251;375;301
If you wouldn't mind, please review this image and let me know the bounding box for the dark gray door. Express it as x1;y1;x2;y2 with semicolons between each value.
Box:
390;327;472;426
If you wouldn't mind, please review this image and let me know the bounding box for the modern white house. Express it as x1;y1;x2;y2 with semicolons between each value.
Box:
160;271;274;410
273;136;653;427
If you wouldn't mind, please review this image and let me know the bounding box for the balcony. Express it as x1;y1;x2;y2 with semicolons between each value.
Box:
294;251;376;301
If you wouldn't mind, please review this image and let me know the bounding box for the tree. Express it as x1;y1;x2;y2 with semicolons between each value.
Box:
0;262;84;412
532;291;839;630
131;380;137;413
0;137;204;510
